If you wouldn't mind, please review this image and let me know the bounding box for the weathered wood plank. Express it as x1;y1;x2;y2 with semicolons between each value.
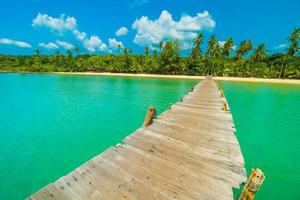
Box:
28;76;247;200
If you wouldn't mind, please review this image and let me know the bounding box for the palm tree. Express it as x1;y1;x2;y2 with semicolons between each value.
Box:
279;28;300;78
235;40;253;60
207;35;217;57
153;50;158;57
34;49;40;56
251;44;267;62
117;44;123;55
222;38;234;58
145;46;150;56
189;33;204;72
159;41;164;53
73;47;79;57
122;48;132;70
206;35;220;75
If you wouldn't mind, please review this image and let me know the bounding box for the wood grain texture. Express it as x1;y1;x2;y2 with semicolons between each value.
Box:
28;76;247;200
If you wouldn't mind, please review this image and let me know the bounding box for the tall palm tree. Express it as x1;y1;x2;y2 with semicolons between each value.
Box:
222;38;234;58
145;46;150;56
206;35;220;75
251;44;267;62
189;33;204;72
34;49;40;56
207;35;217;57
159;41;164;53
117;44;123;55
73;47;79;57
235;40;253;60
279;28;300;78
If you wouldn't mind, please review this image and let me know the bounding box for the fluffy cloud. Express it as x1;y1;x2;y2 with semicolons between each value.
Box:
38;42;59;49
56;40;74;49
109;38;124;49
83;36;108;52
0;38;31;48
132;10;215;48
275;43;287;50
73;30;87;41
32;13;77;34
116;27;128;36
32;13;109;52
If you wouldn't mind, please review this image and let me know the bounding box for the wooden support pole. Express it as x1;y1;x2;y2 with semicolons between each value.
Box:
223;102;229;111
143;107;157;127
238;168;265;200
220;90;224;97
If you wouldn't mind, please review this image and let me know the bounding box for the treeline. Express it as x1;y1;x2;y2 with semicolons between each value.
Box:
1;28;300;79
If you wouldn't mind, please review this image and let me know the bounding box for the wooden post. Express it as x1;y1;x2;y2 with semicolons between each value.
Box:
223;102;229;111
220;90;224;97
238;168;265;200
143;107;157;127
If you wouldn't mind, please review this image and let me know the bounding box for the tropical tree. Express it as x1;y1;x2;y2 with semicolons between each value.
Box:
34;49;40;56
251;44;267;62
189;33;204;73
279;28;300;78
159;41;164;53
117;44;123;55
158;41;180;73
73;47;79;57
153;50;158;57
145;46;150;56
235;40;253;60
206;35;218;57
206;35;221;75
122;48;132;71
220;38;234;75
222;38;234;58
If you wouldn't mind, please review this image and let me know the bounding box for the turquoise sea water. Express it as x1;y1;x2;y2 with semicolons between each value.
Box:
0;73;299;199
221;81;300;200
0;73;197;199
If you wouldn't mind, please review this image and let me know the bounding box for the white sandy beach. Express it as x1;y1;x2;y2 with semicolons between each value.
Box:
51;72;300;85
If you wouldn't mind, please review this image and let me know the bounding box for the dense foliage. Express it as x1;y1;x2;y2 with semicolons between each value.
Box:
1;28;300;79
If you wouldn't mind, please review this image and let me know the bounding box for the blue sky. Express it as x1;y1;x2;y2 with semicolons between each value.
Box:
0;0;299;55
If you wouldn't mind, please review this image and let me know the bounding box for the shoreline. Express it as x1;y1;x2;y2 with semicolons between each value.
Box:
2;71;300;84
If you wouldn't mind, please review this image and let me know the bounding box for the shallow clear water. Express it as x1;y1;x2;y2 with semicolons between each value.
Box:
0;73;197;199
221;81;300;200
0;74;299;200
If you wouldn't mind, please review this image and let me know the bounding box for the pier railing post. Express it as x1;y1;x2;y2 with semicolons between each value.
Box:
238;168;265;200
143;107;157;127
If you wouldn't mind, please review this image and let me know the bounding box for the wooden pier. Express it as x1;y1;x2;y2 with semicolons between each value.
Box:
28;76;247;200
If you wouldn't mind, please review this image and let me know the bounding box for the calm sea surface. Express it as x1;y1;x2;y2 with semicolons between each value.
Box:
0;73;299;199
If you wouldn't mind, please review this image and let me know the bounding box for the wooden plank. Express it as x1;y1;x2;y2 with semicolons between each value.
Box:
28;76;247;200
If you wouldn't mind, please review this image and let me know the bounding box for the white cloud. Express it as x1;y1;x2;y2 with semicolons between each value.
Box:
38;42;59;49
116;27;128;36
275;43;287;50
131;0;149;6
83;36;108;52
0;38;31;48
56;40;74;49
32;13;109;52
132;10;215;48
109;38;124;49
73;30;87;41
32;13;77;34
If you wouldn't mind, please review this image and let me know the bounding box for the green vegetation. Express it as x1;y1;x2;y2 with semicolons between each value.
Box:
1;28;300;78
